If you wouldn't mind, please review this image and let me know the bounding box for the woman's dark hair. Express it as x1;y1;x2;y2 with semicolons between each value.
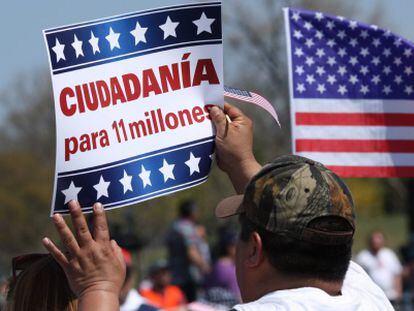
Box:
239;214;352;282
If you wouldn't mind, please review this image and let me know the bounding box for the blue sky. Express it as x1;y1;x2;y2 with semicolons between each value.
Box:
1;0;414;91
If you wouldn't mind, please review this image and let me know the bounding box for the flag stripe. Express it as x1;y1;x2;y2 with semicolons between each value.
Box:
296;152;414;166
296;139;414;153
294;99;414;114
296;113;414;126
326;166;414;178
295;126;414;140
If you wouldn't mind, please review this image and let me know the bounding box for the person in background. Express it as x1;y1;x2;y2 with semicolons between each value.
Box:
6;254;77;311
356;230;403;306
140;260;186;311
204;227;240;306
191;224;212;286
0;276;9;311
165;200;210;302
120;249;158;311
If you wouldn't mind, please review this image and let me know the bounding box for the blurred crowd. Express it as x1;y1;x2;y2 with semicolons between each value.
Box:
2;199;414;311
0;200;241;311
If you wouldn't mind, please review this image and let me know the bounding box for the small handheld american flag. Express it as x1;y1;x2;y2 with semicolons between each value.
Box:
284;8;414;177
224;86;280;126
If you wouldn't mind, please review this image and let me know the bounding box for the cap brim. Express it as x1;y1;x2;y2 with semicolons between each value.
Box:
215;195;245;218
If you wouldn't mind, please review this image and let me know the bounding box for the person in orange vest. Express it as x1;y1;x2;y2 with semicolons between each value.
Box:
140;260;186;311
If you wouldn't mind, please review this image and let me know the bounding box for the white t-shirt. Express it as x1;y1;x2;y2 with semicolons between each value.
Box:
120;288;153;311
356;248;402;300
232;261;393;311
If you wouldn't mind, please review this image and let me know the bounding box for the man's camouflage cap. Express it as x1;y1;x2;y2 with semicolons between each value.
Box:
215;155;355;245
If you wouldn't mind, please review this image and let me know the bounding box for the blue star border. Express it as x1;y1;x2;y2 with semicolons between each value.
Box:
43;2;222;75
54;137;215;214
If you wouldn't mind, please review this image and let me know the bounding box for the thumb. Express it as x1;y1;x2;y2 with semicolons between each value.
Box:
209;106;227;138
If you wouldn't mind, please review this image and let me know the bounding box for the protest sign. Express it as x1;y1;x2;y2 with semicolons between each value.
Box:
44;2;223;214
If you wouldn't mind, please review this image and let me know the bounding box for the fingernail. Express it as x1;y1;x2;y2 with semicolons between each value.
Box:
42;237;50;245
68;200;78;211
94;202;103;212
53;214;62;223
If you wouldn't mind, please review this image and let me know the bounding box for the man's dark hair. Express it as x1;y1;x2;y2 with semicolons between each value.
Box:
179;200;196;218
239;214;353;282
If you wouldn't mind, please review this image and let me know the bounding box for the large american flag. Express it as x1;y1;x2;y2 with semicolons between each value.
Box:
284;8;414;177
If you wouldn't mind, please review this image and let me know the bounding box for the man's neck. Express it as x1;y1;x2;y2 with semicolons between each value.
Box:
246;273;343;302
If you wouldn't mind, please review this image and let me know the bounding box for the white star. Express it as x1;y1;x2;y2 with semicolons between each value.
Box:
305;38;314;48
52;38;66;62
349;75;358;84
315;12;324;21
130;21;148;45
159;159;175;182
71;34;84;58
316;48;325;58
394;75;403;84
394;57;402;66
326;39;336;48
294;48;304;57
405;86;413;95
337;66;347;76
338;48;347;57
293;30;303;39
327;57;336;66
61;181;82;204
326;21;335;30
349;20;358;29
405;66;413;76
360;30;369;39
306;75;315;84
89;31;100;54
159;16;179;40
106;27;120;50
317;84;326;94
193;12;215;35
349;39;358;48
383;48;391;57
292;12;301;22
404;48;413;58
327;75;336;84
305;56;314;66
337;30;346;40
296;83;306;93
360;66;369;75
349;56;358;66
119;170;133;194
372;38;381;47
304;22;313;31
138;165;152;188
371;75;381;85
383;85;392;95
185;152;201;175
316;66;325;76
295;66;304;75
383;66;391;75
383;30;392;37
94;176;110;200
338;85;347;95
371;57;380;66
360;48;369;57
394;39;402;47
315;31;323;40
360;85;369;95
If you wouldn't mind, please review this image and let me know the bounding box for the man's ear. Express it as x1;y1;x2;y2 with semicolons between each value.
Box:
245;232;264;268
